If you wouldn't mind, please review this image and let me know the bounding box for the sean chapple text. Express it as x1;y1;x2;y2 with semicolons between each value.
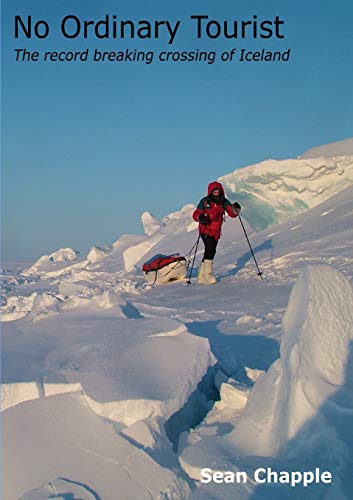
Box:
200;467;333;487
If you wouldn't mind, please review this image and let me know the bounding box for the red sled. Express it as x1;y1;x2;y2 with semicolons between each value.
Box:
142;254;187;284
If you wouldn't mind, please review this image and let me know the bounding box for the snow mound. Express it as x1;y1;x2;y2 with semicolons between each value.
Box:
1;381;82;412
161;204;198;233
87;244;111;263
2;288;129;322
38;317;215;426
228;264;353;457
162;204;196;226
219;156;353;231
1;382;41;411
302;137;353;158
24;247;80;275
57;290;127;316
141;211;165;236
47;247;78;262
1;292;37;322
180;264;353;494
30;292;62;318
91;290;126;309
3;392;191;499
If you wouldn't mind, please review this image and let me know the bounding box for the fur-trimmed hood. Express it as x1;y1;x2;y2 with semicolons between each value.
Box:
207;181;224;196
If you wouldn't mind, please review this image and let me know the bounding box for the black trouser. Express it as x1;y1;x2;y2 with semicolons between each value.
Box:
201;234;218;261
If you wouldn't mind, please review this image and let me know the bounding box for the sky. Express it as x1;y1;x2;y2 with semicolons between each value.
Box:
2;0;353;262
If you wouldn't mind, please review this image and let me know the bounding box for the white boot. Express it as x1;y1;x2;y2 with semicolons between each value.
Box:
203;259;217;285
198;262;208;284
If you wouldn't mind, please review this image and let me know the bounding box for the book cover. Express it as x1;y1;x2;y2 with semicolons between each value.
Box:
2;1;353;499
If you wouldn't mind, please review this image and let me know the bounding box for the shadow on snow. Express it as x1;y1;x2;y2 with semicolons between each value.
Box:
219;238;273;279
186;320;280;376
248;340;353;499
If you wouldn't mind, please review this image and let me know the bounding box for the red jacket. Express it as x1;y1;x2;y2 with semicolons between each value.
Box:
192;181;237;240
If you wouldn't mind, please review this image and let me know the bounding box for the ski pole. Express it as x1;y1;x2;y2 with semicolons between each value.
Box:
238;215;264;279
186;234;201;285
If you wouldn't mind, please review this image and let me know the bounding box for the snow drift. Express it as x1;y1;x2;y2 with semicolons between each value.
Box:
180;264;353;498
3;392;191;500
219;156;353;231
141;211;165;237
225;264;353;458
2;312;214;498
26;247;80;274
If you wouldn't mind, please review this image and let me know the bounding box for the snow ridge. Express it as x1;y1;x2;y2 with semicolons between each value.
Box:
219;155;353;231
179;264;353;498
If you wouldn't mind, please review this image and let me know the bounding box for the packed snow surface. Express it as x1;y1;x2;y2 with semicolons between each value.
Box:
2;146;353;499
3;392;191;500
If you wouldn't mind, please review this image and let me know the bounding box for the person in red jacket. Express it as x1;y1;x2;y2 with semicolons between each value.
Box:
192;181;241;284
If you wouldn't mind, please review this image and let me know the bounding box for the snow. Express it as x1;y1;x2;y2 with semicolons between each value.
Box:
141;211;165;236
26;247;79;274
124;205;198;271
2;314;214;421
301;137;353;158
219;155;353;231
3;392;191;500
123;233;164;272
1;292;37;322
179;264;353;498
2;309;214;498
87;244;111;263
2;144;353;499
1;382;41;411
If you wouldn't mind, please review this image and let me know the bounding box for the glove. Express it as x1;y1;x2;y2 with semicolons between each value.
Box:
233;202;241;213
198;213;210;225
